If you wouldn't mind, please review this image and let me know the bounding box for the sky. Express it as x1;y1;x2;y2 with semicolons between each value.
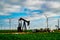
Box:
0;0;60;30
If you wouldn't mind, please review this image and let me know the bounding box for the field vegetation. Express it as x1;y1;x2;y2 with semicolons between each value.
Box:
0;30;60;40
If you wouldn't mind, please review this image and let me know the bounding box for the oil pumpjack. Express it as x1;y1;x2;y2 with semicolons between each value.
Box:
17;18;30;32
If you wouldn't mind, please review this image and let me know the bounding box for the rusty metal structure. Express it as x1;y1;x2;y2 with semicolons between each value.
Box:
17;18;30;32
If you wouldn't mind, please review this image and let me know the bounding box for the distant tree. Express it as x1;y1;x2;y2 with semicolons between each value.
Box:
40;28;43;32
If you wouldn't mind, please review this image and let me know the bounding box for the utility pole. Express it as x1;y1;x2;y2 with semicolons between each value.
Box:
0;20;2;30
9;18;11;30
58;19;59;29
0;24;2;30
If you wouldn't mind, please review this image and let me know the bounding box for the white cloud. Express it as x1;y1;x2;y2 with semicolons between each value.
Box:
43;12;59;17
16;0;60;12
26;6;41;10
10;0;19;3
3;4;21;12
0;12;10;15
24;0;45;6
48;2;60;8
23;0;46;10
0;1;22;16
0;0;60;16
23;12;42;21
22;0;60;15
24;11;60;21
22;0;60;11
0;3;21;15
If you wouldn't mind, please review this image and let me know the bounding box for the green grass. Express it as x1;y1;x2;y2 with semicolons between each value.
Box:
0;32;60;40
0;30;32;33
0;30;17;33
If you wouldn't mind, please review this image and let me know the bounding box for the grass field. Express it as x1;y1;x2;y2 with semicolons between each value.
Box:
0;32;60;40
0;30;32;33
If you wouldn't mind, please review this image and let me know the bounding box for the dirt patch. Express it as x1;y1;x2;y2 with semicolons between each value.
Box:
0;32;32;34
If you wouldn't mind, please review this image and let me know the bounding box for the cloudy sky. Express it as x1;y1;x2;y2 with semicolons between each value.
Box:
0;0;60;30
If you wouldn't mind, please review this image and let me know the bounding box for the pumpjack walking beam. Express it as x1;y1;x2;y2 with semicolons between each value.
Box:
19;18;30;25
